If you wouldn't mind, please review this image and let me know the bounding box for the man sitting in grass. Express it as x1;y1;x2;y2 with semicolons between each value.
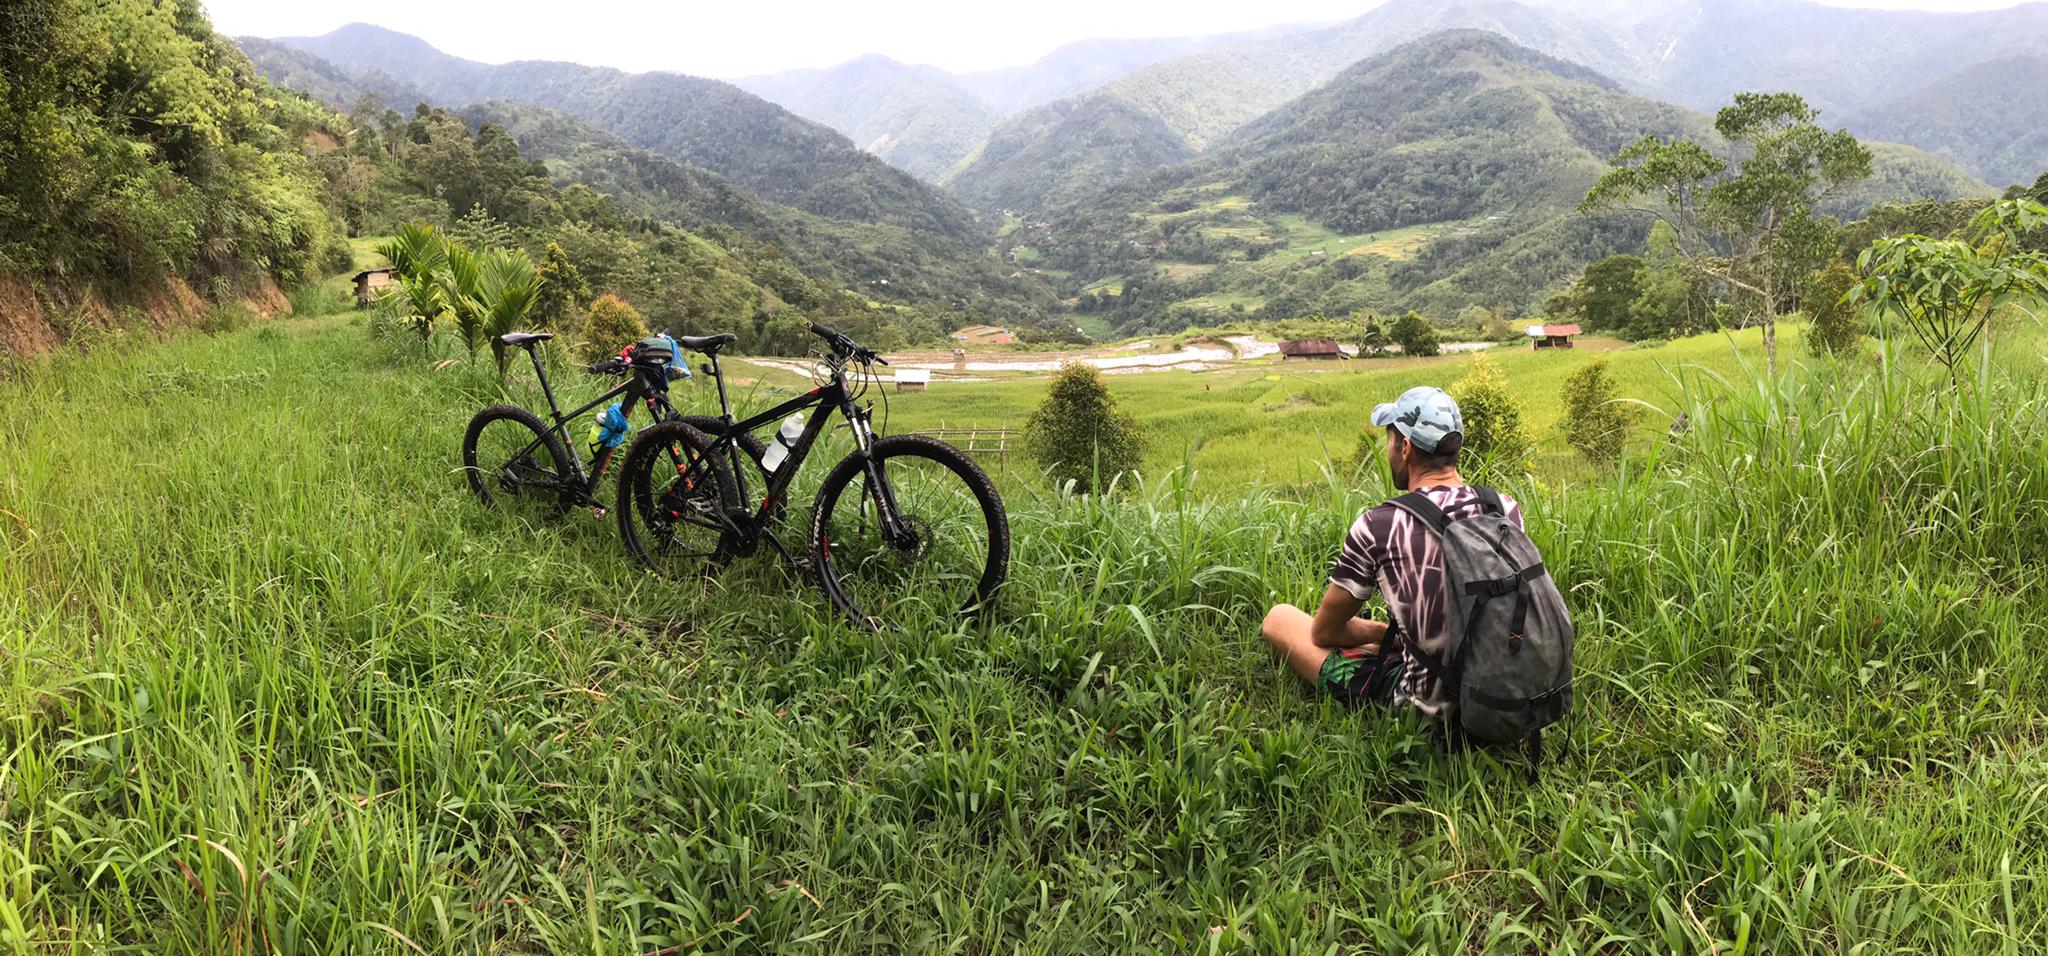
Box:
1261;386;1522;714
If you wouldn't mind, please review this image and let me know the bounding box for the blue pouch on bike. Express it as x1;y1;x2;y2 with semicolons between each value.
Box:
659;334;690;380
595;404;631;448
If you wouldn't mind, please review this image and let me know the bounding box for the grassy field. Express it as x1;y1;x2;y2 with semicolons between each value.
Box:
3;304;2047;952
744;331;1741;488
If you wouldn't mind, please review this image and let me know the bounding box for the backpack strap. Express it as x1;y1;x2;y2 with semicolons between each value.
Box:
1387;491;1452;535
1473;486;1505;517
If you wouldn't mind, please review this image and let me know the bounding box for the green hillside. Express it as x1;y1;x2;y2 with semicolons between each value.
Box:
943;94;1196;214
459;103;1053;320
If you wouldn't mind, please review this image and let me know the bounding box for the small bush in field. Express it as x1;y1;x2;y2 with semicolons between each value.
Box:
577;294;647;363
1450;356;1534;480
1805;259;1863;358
1025;362;1145;494
1562;358;1640;466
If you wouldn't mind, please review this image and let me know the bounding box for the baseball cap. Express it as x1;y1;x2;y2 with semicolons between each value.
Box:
1371;386;1464;453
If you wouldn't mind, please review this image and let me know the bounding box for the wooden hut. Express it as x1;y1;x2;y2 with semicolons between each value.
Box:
352;268;396;308
1525;323;1581;349
1278;339;1347;361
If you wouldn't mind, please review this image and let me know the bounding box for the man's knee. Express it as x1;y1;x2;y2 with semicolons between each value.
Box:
1262;603;1305;644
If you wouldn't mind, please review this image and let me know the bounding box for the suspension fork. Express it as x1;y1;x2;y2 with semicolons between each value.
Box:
846;396;912;542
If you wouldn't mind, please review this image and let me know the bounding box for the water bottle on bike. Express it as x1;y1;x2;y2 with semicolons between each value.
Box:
759;413;805;472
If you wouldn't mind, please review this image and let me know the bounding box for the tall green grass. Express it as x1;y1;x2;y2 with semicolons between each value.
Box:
0;314;2044;951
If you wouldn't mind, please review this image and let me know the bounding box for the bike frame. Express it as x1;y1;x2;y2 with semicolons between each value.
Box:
515;347;676;503
688;350;905;554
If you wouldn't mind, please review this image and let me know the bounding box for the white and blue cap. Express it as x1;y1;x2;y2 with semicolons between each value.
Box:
1371;386;1464;453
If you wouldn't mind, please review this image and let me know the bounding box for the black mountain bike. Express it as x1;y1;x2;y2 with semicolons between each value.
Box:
614;323;1010;629
462;331;769;520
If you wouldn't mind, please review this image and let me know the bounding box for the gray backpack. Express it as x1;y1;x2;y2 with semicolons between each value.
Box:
1391;488;1574;753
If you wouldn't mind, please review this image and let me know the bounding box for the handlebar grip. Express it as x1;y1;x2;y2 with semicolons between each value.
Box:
809;322;838;339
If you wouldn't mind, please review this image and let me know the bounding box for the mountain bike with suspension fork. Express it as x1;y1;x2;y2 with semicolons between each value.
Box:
461;331;770;520
614;323;1010;630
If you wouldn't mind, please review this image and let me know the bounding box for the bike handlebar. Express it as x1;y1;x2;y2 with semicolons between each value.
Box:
808;322;888;366
585;357;628;376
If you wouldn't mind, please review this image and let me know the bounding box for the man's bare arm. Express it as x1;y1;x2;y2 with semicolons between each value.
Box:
1309;584;1390;649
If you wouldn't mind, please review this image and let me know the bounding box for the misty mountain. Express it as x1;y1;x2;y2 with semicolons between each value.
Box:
733;56;997;181
948;0;2048;212
269;24;987;248
1028;31;1990;325
1842;53;2048;191
728;24;1319;181
953;25;1321;117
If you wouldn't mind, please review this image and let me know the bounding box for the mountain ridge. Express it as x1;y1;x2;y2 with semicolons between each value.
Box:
271;24;988;247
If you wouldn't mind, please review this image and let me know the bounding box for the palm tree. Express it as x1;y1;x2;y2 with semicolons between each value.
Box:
479;249;542;375
440;240;487;357
376;224;449;350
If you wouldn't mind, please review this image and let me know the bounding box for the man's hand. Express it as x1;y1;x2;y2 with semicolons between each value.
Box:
1309;584;1389;649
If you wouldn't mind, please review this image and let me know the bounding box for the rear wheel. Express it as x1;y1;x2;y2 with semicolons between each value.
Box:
463;404;577;519
678;415;781;525
809;434;1008;629
616;420;741;576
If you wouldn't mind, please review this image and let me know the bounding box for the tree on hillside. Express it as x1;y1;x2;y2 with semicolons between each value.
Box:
1577;255;1645;335
1354;313;1390;357
1631;221;1706;339
534;243;589;331
1390;311;1440;356
1850;199;2048;386
1582;91;1874;375
1025;363;1145;494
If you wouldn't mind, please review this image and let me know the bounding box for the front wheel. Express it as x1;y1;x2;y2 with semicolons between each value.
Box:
810;434;1009;629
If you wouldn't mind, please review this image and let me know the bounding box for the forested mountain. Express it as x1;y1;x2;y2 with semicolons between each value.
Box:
1024;31;1991;331
948;0;2048;212
270;24;986;247
733;57;997;181
1842;53;2048;191
239;31;1053;320
944;97;1197;215
456;102;1050;317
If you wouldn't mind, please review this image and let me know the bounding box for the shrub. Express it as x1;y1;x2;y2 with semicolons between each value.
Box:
1562;359;1640;466
1450;356;1534;481
1390;311;1440;356
1805;259;1863;358
1024;363;1145;494
578;294;647;363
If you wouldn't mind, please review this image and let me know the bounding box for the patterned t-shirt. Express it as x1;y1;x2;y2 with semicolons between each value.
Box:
1329;485;1523;716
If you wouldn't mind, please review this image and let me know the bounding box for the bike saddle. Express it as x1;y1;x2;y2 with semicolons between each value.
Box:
675;332;737;353
499;332;554;347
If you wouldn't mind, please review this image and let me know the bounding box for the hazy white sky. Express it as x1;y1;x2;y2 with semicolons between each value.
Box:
201;0;2038;77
